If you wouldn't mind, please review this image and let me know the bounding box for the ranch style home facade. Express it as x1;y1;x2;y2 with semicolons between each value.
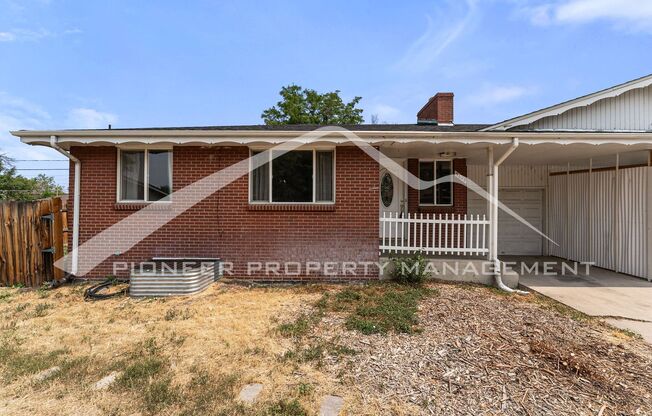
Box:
11;74;652;284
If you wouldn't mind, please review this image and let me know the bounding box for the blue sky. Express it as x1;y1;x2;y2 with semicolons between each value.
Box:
1;0;651;189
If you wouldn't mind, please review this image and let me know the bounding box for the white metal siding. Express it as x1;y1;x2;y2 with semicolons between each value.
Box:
468;188;543;255
547;175;567;258
467;165;551;188
498;189;543;255
590;171;616;271
528;85;652;131
547;167;648;278
617;168;648;277
568;172;590;262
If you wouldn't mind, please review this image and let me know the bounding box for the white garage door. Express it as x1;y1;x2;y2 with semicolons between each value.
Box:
468;189;543;255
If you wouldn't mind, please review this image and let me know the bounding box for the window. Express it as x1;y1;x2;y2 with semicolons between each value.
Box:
118;149;172;202
380;172;393;208
250;149;335;203
418;160;453;205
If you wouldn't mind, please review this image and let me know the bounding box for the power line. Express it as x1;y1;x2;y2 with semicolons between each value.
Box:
0;189;64;192
14;168;69;171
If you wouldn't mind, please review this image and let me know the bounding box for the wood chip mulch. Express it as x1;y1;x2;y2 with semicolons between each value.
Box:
317;285;652;415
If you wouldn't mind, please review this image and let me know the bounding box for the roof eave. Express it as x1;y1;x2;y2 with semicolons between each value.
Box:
12;129;652;148
481;73;652;132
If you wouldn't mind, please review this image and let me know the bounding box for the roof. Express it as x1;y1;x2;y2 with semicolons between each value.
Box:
10;74;652;147
482;73;652;131
13;123;490;133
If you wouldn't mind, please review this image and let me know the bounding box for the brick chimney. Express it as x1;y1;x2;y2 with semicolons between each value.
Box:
417;92;454;125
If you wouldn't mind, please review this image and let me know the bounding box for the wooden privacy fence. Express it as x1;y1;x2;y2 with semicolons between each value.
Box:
0;197;67;287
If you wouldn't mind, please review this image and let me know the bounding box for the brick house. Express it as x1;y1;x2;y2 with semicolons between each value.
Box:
11;74;652;286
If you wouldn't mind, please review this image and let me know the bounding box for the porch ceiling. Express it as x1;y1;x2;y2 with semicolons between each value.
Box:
379;142;652;166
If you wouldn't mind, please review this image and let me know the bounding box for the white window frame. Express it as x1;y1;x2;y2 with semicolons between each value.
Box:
248;146;336;204
418;159;454;206
116;147;173;203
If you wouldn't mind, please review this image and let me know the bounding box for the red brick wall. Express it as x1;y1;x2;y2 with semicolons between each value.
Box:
67;145;380;281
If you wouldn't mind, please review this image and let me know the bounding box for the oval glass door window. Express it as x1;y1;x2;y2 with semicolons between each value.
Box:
380;172;394;207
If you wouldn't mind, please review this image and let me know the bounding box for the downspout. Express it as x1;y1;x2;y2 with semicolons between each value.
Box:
49;136;80;277
486;147;494;261
491;138;528;294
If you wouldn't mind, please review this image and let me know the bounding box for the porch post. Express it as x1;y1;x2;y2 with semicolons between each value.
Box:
492;157;499;263
486;147;494;261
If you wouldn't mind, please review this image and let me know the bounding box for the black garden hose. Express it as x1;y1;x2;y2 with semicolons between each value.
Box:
84;278;130;300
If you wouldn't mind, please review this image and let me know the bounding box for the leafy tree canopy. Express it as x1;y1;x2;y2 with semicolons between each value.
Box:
0;153;64;201
262;85;364;125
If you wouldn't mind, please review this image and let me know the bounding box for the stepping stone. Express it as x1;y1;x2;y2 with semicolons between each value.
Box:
93;371;120;390
33;366;60;382
320;395;344;416
238;383;263;404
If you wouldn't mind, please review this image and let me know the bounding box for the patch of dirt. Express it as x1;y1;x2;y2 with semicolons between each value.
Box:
316;284;652;415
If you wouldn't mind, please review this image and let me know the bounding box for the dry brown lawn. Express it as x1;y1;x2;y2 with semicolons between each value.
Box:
0;281;650;415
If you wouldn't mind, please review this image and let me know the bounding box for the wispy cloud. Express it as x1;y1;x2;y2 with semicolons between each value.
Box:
0;93;117;168
520;0;652;33
0;92;59;161
468;84;537;106
394;0;478;73
66;108;117;129
0;91;51;128
0;27;82;42
366;103;403;124
0;32;16;42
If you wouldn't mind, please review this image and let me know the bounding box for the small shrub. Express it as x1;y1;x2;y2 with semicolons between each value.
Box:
389;253;430;284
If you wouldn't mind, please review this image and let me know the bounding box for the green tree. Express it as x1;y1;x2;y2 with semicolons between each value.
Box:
262;85;364;125
0;153;64;201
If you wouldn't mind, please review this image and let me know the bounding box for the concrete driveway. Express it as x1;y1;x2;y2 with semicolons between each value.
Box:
505;256;652;343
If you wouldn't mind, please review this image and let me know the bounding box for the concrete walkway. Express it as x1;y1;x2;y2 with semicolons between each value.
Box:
508;256;652;343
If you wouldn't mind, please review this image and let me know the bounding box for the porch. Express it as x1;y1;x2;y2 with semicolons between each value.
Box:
376;140;652;284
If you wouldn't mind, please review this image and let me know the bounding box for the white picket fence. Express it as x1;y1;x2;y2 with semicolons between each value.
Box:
380;212;489;256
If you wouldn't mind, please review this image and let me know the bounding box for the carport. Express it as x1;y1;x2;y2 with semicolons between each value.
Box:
459;139;652;282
